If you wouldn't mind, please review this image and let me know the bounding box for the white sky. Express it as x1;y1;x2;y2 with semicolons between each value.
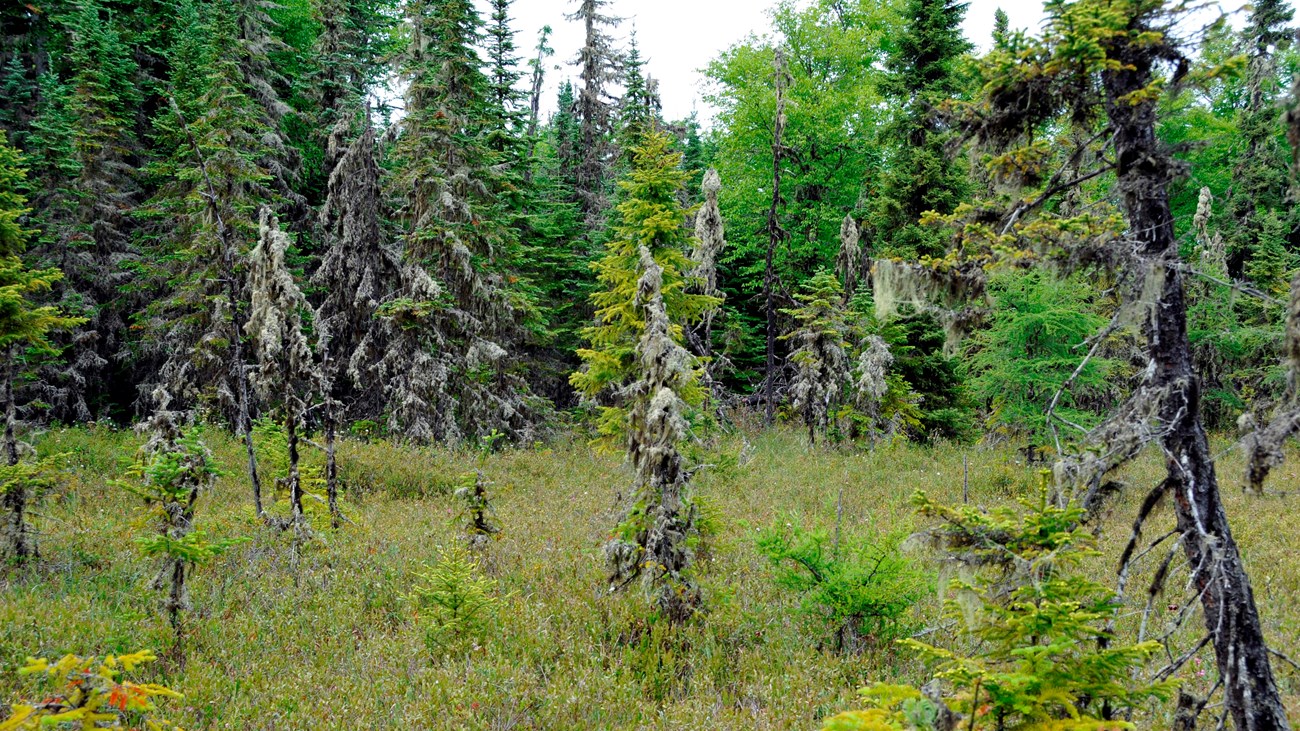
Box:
478;0;1051;124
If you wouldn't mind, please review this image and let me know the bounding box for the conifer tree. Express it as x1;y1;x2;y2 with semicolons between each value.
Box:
1223;0;1295;285
553;81;583;190
0;133;83;560
782;272;852;445
874;0;971;259
485;0;528;161
28;1;141;422
142;0;280;413
246;208;319;529
125;390;238;643
573;133;717;620
567;0;623;228
314;118;401;422
387;0;539;443
618;31;661;155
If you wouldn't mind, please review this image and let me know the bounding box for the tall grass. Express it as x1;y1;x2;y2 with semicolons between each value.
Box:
2;425;1297;728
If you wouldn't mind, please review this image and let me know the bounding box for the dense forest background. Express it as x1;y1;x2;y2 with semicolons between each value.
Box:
0;0;1294;446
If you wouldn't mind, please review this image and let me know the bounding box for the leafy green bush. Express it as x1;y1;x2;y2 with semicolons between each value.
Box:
823;479;1178;729
757;520;929;652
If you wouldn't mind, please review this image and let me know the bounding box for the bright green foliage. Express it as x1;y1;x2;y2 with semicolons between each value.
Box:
407;544;505;656
250;418;334;530
1;650;182;730
758;521;929;652
826;483;1179;730
704;0;898;382
966;272;1115;443
571;131;718;444
0;136;31;259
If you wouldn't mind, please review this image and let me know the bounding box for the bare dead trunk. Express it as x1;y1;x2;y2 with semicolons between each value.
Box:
1104;58;1290;731
287;410;303;522
1;346;34;560
325;395;339;530
764;50;789;427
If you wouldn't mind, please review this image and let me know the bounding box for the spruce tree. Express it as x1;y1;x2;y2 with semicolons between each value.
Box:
566;0;622;228
782;272;852;445
386;0;540;443
618;31;661;155
0;133;83;560
28;1;141;422
574;131;717;621
314;118;402;422
874;0;971;259
1223;0;1295;286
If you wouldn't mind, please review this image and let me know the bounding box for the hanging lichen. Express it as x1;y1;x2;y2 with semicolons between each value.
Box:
836;215;863;296
781;272;852;445
605;246;702;623
245;207;320;530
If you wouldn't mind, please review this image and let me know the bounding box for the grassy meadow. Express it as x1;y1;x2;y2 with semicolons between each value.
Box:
1;423;1298;729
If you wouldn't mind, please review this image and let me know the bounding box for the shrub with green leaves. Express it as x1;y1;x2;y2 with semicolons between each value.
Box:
757;520;929;652
823;479;1179;729
1;650;183;729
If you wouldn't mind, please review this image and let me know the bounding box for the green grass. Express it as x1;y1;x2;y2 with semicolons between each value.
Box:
2;424;1298;728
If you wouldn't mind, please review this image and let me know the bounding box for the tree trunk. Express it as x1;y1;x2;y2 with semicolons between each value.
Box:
287;410;303;523
764;50;789;427
1104;56;1290;731
325;394;340;530
1;346;34;560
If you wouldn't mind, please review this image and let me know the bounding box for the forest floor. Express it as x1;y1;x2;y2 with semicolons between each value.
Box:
1;424;1298;729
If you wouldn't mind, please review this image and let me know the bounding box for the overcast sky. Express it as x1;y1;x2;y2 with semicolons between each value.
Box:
476;0;1050;125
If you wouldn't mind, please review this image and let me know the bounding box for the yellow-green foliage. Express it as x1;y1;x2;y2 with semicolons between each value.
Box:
570;131;718;445
825;480;1181;729
406;544;506;656
1;650;181;730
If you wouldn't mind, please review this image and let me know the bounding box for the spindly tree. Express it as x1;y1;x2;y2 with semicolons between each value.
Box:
572;132;718;620
566;0;622;229
246;208;320;529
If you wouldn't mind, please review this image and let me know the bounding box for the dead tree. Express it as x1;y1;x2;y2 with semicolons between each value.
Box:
764;49;790;426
